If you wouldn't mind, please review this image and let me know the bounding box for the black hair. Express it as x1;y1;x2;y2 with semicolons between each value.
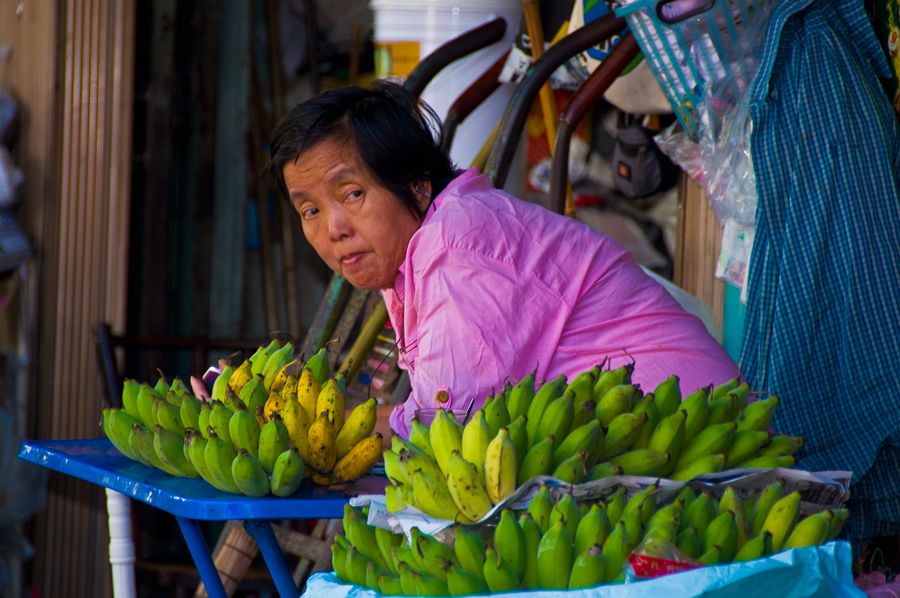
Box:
269;80;458;218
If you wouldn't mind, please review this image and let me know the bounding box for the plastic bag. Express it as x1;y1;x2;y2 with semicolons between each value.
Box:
302;542;863;597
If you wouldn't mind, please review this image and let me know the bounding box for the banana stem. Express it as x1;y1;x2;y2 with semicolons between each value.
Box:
340;301;389;385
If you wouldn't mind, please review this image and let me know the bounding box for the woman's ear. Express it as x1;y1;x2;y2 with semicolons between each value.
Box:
413;180;433;212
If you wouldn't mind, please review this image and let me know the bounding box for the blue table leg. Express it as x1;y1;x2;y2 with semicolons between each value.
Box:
244;520;298;598
175;516;228;598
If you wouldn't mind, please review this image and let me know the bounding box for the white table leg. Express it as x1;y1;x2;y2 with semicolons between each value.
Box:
105;488;136;598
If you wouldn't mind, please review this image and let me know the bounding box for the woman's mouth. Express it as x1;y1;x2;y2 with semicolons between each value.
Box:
340;252;366;267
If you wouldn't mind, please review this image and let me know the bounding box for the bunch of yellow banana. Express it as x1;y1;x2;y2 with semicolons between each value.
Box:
334;481;849;595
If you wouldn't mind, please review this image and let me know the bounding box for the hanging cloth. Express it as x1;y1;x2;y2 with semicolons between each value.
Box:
741;0;900;539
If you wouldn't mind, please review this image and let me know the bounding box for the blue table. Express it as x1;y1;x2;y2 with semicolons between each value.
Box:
18;438;388;598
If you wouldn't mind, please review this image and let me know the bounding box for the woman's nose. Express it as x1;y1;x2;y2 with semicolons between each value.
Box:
327;207;353;241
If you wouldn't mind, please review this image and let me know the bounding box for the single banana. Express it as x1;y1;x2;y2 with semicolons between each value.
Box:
610;448;669;476
751;481;786;536
506;372;536;422
528;485;554;533
258;414;291;474
593;363;634;402
408;417;434;458
135;384;161;428
652;374;681;418
446;564;488;595
153;374;170;396
595;384;639;427
482;546;519;593
601;520;632;582
484;428;517;504
600;412;647;460
758;434;804;457
453;525;487;583
554;420;602;469
703;511;739;561
102;408;143;462
153;396;184;435
645;503;680;543
335;398;376;459
725;430;771;467
648;409;687;471
680;492;718;536
315;377;346;430
270;355;303;394
128;423;169;472
397;447;444;484
197;401;213;439
533;392;575;445
280;393;311;463
397;562;418;595
565;370;597;412
121;379;142;422
552;451;588;484
621;482;659;526
550;494;583;538
238;375;268;414
228;359;253;395
674;422;737;471
575;503;611;557
461;410;492;480
228;401;261;457
231;448;269;497
211;366;234;404
630;393;660;449
364;562;383;591
262;343;295;391
710;377;740;401
185;429;225;490
377;573;403;596
306;412;337;473
375;527;402;576
263;389;284;423
249;339;280;377
588;461;624;480
333;433;382;482
331;541;350;583
536;519;573;589
304;347;330;385
344;505;389;570
572;398;597;431
413;472;464;521
447;451;493;521
518;435;555;482
829;508;849;539
737;395;780;432
269;447;304;497
671;453;725;481
207;400;233;441
178;394;202;431
429;409;463;477
737;455;795;469
526;375;567;445
153;424;198;477
719;486;750;546
494;509;526;581
784;511;832;549
681;386;711;441
519;512;542;588
698;544;722;565
676;525;702;559
482;394;511;439
569;544;604;589
203;428;241;493
761;491;801;551
384;483;408;513
343;545;371;587
707;392;742;425
507;415;529;470
735;531;773;561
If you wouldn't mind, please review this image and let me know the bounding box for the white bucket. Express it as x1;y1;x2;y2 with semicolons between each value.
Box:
371;0;522;168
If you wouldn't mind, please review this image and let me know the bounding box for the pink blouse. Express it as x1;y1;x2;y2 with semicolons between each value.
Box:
381;169;739;437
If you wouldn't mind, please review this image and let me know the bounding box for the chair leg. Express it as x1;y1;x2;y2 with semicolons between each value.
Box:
193;521;258;598
106;489;137;598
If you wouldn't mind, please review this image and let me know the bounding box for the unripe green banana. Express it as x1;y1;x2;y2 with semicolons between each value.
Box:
344;545;371;587
552;451;588;484
535;394;575;445
605;486;628;524
554;420;602;469
737;455;795;469
304;347;329;385
228;402;261;457
761;491;801;551
153;424;198;477
153;374;170;396
645;503;680;542
482;393;511;439
128;423;168;472
178;394;202;431
595;384;639;427
707;392;742;425
600;412;648;460
238;375;268;414
710;377;740;401
415;571;449;595
461;411;492;480
621;483;659;526
537;520;573;589
430;409;463;477
681;386;711;441
446;564;488;595
751;481;786;536
222;386;243;412
258;414;290;474
652;374;681;418
725;430;771;467
648;409;687;470
121;379;142;422
453;526;486;583
331;541;349;582
610;448;669;476
184;429;223;490
829;508;849;539
630;393;660;449
153;397;184;435
397;562;418;595
383;449;408;486
735;531;773;561
528;485;554;533
719;486;750;546
518;512;542;588
575;503;611;557
507;415;528;470
211;366;234;404
550;493;582;539
447;451;493;522
674;422;737;471
413;472;464;521
231;448;269;497
408;417;435;458
262;343;294;391
482;546;519;592
198;401;212;439
208;400;233;440
698;544;722;565
588;461;624;480
680;492;718;536
102;408;143;462
601;520;632;582
785;511;832;549
671;453;725;481
203;428;241;493
737;395;780;432
249;339;279;377
494;509;526;580
374;527;402;576
571;398;597;431
384;483;408;513
758;434;804;457
377;573;403;595
676;525;702;559
593;363;634;402
569;544;604;589
397;447;443;484
519;435;555;482
364;561;383;590
526;375;567;445
269;447;304;497
344;505;390;571
704;511;739;561
506;372;536;422
484;428;517;505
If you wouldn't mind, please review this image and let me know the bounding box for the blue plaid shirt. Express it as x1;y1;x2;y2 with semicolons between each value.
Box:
741;0;900;539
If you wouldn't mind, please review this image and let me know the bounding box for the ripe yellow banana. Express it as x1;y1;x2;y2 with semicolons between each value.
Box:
333;433;382;482
280;394;311;462
384;483;408;513
335;399;376;459
761;491;801;551
461;411;492;480
228;359;253;395
316;378;346;431
751;481;786;535
270;356;303;394
429;409;463;477
784;511;832;549
231;448;270;497
263;389;284;422
258;414;291;474
484;428;517;504
306;412;336;473
296;367;321;422
262;343;295;391
408;417;434;458
447;451;493;521
412;472;464;521
269;447;304;497
397;447;444;483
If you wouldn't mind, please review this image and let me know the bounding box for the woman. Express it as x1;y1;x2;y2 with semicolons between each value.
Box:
270;81;739;438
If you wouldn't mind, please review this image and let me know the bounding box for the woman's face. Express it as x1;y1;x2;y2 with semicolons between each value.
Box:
282;137;427;290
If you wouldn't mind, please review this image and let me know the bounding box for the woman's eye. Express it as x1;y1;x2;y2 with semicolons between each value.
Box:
346;189;364;203
300;206;319;220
